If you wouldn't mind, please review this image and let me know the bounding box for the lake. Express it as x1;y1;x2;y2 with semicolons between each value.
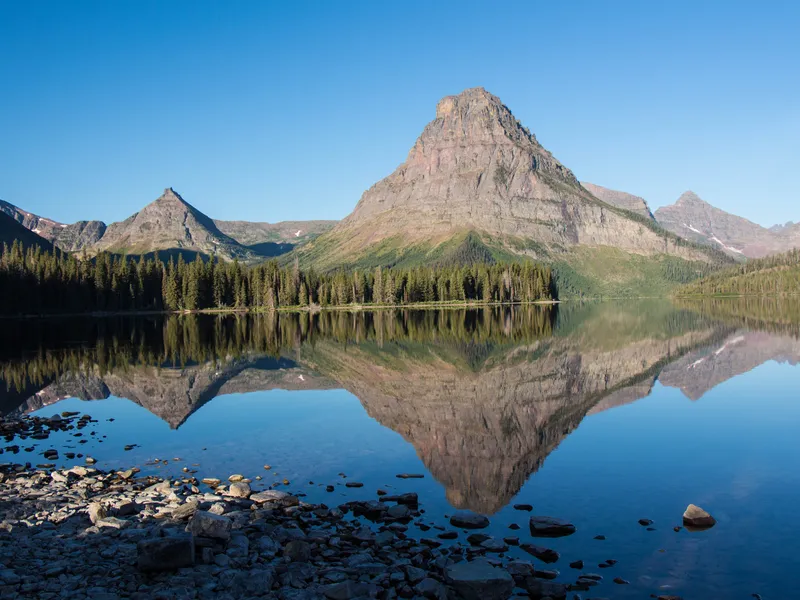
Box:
2;299;798;599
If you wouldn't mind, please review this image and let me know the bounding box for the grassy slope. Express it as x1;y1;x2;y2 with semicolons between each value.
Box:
293;224;728;297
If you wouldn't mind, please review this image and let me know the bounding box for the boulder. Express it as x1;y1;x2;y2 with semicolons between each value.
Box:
225;482;251;498
449;511;490;529
445;558;513;600
187;510;232;541
683;504;716;529
137;536;195;572
520;543;560;563
529;516;576;537
87;502;106;524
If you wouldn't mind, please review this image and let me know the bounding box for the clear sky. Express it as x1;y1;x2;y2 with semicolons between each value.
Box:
1;0;798;227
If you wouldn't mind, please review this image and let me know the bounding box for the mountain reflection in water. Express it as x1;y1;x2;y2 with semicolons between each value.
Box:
2;299;799;514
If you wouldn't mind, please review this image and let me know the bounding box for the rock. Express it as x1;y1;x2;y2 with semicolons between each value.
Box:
529;516;576;537
187;510;232;541
96;516;129;529
613;576;630;584
446;558;513;600
639;518;654;526
415;577;446;598
450;511;490;529
683;504;716;528
513;504;533;511
480;538;508;552
466;533;491;545
171;501;198;520
137;536;194;571
396;473;425;479
202;477;221;486
323;581;375;600
284;540;312;562
569;559;584;569
87;502;107;524
387;504;410;519
229;474;244;482
226;481;251;498
345;481;364;488
523;578;568;599
520;543;560;563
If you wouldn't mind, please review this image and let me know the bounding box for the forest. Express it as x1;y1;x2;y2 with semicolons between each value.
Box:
0;241;555;316
679;248;800;296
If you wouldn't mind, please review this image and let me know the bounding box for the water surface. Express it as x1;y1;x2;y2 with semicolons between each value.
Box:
2;300;798;599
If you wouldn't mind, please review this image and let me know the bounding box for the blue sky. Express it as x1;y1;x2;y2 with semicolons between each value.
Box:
1;0;797;226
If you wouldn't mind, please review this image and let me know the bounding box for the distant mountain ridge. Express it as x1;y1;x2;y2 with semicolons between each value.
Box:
655;191;800;258
580;182;655;220
0;199;105;252
0;211;54;251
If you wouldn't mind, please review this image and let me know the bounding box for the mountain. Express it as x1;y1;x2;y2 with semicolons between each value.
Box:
654;191;800;259
89;188;259;262
0;210;54;251
213;219;337;257
294;88;728;294
580;182;654;220
0;200;105;252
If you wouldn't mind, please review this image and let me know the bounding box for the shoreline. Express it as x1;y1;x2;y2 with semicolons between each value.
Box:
0;412;700;600
0;299;560;321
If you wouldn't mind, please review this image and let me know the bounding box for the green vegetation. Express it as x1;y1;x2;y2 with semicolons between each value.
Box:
679;249;800;297
0;240;554;316
551;247;720;298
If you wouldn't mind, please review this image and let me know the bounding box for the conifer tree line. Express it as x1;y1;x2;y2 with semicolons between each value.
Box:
680;248;800;296
0;241;555;315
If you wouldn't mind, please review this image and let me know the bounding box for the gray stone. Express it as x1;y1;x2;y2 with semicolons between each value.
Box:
137;536;194;572
449;511;490;529
225;482;251;499
445;558;513;600
87;502;106;524
284;540;311;562
683;504;716;529
529;516;576;538
187;510;232;541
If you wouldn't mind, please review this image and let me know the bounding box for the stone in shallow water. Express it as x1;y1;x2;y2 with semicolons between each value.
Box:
520;543;560;563
683;504;716;529
446;558;513;600
450;511;490;529
225;481;251;498
528;516;576;538
137;536;194;571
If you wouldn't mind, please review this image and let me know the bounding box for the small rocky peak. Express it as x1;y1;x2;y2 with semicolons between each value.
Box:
676;191;707;206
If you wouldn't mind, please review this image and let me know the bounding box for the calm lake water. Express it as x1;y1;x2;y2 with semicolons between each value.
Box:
2;299;799;599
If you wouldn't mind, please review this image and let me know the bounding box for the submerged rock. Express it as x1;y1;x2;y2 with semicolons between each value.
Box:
529;516;576;537
450;511;490;529
446;558;513;600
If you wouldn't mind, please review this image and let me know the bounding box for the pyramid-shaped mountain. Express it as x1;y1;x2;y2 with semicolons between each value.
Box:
90;188;258;262
295;88;728;287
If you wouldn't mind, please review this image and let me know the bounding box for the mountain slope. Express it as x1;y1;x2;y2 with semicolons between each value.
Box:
0;211;54;251
0;200;105;252
294;87;729;293
90;188;258;262
580;182;654;220
654;191;799;259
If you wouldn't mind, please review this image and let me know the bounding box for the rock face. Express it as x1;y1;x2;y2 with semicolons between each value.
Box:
90;188;257;262
0;199;104;251
0;210;54;251
655;191;800;258
445;558;513;600
581;182;654;220
296;87;723;271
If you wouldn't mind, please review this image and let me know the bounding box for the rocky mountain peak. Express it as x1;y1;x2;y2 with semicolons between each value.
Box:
419;87;536;152
676;191;707;206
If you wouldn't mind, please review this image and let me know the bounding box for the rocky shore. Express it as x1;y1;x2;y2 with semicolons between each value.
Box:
0;413;694;600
